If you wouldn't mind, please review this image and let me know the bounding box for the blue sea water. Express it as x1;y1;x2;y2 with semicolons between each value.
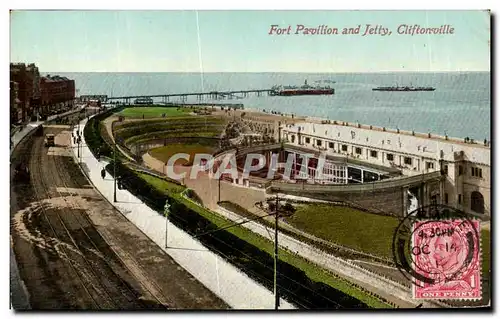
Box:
56;72;490;140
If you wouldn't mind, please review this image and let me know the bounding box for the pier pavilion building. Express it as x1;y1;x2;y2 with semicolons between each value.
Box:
280;122;490;217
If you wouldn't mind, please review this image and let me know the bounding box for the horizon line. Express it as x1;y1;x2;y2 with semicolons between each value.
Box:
40;70;491;74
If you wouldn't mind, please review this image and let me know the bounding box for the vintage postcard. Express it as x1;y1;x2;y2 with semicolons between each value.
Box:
9;10;491;310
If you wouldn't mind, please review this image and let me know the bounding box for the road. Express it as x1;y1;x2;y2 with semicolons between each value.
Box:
10;121;228;310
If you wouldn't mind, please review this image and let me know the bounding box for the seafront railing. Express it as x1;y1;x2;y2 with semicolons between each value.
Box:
298;118;490;148
268;171;442;193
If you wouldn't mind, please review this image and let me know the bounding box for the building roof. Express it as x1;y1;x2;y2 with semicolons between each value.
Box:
284;122;490;166
42;75;72;82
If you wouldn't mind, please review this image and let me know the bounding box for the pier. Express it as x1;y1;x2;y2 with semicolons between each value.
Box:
106;89;274;105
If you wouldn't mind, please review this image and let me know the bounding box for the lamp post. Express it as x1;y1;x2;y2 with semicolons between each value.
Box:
218;175;221;203
77;114;80;159
78;136;82;164
77;135;80;158
273;194;280;310
194;195;282;310
164;199;171;248
113;141;117;203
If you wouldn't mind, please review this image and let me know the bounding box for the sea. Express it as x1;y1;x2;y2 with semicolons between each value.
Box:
56;72;491;141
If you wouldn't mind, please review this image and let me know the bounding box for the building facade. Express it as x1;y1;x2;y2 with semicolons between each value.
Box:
281;121;490;217
10;81;20;125
40;75;75;115
10;63;41;124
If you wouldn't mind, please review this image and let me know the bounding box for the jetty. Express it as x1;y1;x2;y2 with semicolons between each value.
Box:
101;89;274;105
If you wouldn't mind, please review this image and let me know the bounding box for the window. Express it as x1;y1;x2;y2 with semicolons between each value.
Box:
316;139;322;146
328;142;334;149
471;191;485;214
404;157;412;165
355;147;362;155
370;150;378;158
445;193;449;204
458;194;462;204
426;162;434;170
471;167;483;178
458;165;463;176
431;195;438;205
341;144;348;152
386;153;394;161
305;137;310;144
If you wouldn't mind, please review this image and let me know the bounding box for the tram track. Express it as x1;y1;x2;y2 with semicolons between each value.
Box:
28;140;104;309
51;140;167;308
10;122;227;310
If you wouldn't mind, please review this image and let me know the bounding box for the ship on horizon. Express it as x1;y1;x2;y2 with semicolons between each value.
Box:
270;80;335;96
372;85;436;92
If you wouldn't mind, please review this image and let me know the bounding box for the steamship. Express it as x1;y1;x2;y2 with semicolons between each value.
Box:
270;80;335;96
372;85;436;92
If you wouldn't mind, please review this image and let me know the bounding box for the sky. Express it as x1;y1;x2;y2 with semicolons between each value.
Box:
10;10;491;72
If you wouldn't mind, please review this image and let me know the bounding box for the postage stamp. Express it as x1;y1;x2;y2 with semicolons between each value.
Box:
411;219;481;300
392;204;482;301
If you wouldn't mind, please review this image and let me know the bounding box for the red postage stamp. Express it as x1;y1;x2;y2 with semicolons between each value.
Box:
411;219;481;300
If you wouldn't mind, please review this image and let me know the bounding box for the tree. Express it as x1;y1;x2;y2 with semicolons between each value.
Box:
282;202;296;215
268;201;276;212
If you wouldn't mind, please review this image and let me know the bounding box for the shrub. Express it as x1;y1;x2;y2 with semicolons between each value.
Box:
109;163;376;309
282;202;296;215
185;188;203;205
84;107;125;158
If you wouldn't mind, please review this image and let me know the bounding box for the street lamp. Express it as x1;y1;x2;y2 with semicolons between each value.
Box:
273;194;280;310
164;199;171;248
78;136;82;163
218;175;221;203
113;141;117;203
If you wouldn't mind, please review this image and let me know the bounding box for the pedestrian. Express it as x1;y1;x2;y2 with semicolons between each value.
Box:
101;168;106;179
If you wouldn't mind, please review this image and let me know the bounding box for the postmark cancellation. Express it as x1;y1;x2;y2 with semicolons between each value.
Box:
392;205;482;301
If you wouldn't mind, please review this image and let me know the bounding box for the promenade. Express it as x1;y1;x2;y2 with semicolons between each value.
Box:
70;117;295;310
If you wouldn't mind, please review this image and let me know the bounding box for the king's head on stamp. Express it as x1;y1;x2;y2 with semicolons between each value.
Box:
433;234;463;272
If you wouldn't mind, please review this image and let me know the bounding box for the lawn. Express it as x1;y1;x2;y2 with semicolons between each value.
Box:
118;107;191;118
286;204;400;260
137;172;185;195
127;132;221;146
149;143;216;166
287;204;491;276
134;172;392;308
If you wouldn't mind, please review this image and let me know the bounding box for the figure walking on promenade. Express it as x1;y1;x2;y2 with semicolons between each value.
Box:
101;168;106;179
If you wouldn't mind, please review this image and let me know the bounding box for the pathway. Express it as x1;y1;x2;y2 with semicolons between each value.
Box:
73;117;295;310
